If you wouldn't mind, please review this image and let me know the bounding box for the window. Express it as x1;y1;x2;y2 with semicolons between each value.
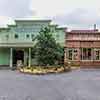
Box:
73;49;78;60
26;34;30;38
68;49;73;60
94;49;100;60
81;48;92;60
68;49;78;60
5;34;9;40
95;50;99;60
15;34;18;39
31;34;34;38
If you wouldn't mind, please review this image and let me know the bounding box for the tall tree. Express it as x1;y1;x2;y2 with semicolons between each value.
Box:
33;26;64;66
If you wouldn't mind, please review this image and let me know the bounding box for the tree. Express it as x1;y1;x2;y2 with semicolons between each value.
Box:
32;26;64;66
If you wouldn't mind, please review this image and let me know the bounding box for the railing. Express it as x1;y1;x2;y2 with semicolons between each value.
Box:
0;42;34;47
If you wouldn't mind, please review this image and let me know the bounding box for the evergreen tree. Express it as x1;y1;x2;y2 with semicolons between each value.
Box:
33;27;64;66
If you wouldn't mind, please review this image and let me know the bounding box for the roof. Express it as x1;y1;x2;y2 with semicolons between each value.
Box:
50;21;58;26
0;27;10;31
57;25;67;30
15;18;51;22
68;29;99;33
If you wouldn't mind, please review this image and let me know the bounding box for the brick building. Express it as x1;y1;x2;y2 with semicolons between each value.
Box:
64;26;100;68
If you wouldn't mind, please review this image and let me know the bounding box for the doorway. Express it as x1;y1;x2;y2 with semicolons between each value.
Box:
13;49;24;66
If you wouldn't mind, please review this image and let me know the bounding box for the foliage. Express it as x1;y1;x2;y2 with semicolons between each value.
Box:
32;26;64;66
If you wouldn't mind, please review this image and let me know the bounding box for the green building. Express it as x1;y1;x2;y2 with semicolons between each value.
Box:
0;18;66;68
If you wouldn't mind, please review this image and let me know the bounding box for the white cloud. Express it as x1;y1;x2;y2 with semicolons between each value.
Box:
30;0;68;17
53;8;100;24
0;0;33;17
0;0;100;28
30;0;100;17
30;0;100;28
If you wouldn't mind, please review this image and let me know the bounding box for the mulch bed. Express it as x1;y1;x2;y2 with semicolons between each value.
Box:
19;67;71;75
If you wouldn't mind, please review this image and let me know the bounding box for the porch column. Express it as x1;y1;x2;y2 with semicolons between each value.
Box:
64;48;67;64
81;48;83;60
78;48;80;61
10;48;13;68
28;48;31;67
91;48;94;61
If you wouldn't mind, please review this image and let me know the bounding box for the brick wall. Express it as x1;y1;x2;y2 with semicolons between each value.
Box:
66;61;100;68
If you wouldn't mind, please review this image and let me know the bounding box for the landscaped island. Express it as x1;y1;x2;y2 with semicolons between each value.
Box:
19;66;67;75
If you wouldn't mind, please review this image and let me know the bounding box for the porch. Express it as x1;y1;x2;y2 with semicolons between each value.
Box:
0;47;32;68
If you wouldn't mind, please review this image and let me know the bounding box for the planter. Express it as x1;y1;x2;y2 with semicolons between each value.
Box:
19;66;70;75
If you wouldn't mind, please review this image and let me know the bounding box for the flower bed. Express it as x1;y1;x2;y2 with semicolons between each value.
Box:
19;66;69;75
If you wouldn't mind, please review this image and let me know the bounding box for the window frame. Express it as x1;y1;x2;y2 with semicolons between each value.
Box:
26;34;30;38
67;48;79;61
81;48;92;61
14;34;19;39
94;49;100;61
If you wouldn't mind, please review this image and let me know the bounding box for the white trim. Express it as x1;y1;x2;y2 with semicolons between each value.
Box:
28;48;31;67
10;48;13;68
80;59;100;61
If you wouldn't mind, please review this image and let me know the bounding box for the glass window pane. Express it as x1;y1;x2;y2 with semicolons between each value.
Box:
73;49;78;60
15;34;18;39
88;49;91;60
68;49;73;60
82;48;92;60
26;34;30;38
94;49;100;60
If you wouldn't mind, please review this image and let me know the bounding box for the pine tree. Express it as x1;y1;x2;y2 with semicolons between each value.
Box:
33;27;64;66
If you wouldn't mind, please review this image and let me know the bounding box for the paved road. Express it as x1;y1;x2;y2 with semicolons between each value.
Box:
0;70;100;100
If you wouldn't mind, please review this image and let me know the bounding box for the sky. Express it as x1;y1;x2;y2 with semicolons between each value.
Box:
0;0;100;29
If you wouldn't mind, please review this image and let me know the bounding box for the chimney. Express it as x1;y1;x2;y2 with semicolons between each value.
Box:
94;24;98;31
94;24;96;30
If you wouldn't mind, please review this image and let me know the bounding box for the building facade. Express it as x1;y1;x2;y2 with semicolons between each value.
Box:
0;19;65;68
65;28;100;68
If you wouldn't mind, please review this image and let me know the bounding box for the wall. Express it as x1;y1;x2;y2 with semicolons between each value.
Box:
55;29;65;46
0;48;10;66
0;21;65;46
65;32;100;68
8;21;50;43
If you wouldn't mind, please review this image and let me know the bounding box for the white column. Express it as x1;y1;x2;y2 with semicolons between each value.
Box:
72;48;74;60
81;48;83;60
64;48;67;62
10;48;13;68
91;48;94;61
28;48;31;67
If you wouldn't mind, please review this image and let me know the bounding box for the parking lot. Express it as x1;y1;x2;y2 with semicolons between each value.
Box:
0;69;100;100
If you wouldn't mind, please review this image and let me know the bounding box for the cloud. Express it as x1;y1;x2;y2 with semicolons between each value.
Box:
30;0;100;17
30;0;69;17
0;0;99;29
0;0;35;18
0;0;36;26
53;8;100;26
29;0;100;29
